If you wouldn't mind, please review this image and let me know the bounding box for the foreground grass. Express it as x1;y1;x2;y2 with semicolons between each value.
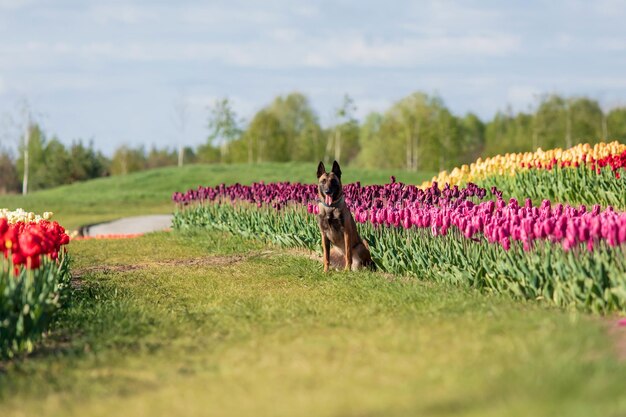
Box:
1;232;626;417
0;163;434;230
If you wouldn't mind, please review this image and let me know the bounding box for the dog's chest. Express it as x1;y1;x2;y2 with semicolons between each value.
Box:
318;207;345;242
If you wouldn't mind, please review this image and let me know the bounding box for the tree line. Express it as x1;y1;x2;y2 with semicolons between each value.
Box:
214;92;626;171
1;92;626;194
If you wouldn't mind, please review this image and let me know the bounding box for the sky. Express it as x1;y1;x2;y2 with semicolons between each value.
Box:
1;0;626;155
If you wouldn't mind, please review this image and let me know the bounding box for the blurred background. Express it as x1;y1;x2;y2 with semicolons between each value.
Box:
1;0;626;193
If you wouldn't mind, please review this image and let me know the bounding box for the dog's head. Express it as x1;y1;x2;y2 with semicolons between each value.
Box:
317;160;342;205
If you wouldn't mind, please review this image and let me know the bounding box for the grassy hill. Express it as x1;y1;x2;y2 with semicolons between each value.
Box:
0;163;434;230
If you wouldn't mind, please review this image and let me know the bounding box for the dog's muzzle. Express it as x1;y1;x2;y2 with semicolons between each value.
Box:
320;187;336;205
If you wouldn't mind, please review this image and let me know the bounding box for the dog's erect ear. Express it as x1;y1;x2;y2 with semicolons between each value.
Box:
331;160;342;180
317;161;326;179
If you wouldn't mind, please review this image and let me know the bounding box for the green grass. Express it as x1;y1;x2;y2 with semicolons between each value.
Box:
0;163;434;230
1;231;626;417
2;163;625;415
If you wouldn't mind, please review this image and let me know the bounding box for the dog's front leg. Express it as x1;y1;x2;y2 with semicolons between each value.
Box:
321;232;331;273
343;230;352;271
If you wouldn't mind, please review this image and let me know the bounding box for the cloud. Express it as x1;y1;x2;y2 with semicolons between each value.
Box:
178;4;279;26
89;4;158;25
596;37;626;51
506;85;542;109
0;0;32;9
328;34;520;66
2;31;520;71
352;97;393;119
186;94;257;120
0;0;521;74
590;0;626;18
404;0;505;35
548;33;575;49
291;4;319;17
1;0;626;152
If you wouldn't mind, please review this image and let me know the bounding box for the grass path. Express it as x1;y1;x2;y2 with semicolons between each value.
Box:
2;231;626;417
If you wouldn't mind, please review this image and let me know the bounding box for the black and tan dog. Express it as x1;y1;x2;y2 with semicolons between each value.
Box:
316;160;374;272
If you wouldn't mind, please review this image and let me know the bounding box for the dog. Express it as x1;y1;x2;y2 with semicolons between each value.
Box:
316;160;374;272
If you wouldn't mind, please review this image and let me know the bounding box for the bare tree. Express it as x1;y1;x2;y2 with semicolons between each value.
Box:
172;92;189;168
396;93;428;172
599;95;620;141
22;121;30;195
0;99;35;194
565;98;572;149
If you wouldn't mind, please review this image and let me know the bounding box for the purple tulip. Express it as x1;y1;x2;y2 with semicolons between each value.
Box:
174;178;626;253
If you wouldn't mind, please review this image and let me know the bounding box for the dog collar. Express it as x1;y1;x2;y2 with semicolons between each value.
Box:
318;194;344;208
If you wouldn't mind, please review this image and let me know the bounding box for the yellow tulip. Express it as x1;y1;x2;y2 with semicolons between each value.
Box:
421;141;626;189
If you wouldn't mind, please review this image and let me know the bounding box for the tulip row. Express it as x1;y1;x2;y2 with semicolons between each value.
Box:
72;233;144;241
1;218;70;271
173;179;626;312
173;179;626;253
1;212;71;359
172;179;487;211
1;208;54;224
478;165;626;210
310;196;626;253
522;149;626;175
423;141;626;188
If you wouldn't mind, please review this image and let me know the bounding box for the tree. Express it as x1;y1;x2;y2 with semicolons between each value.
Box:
459;113;485;163
196;143;221;164
354;112;384;168
242;109;288;163
335;119;360;165
110;145;146;175
146;145;177;169
16;123;45;192
398;94;422;171
268;93;323;162
325;94;357;164
532;95;567;150
1;99;36;194
41;138;70;188
206;98;243;162
68;140;110;181
569;98;603;144
383;92;452;171
234;93;322;164
485;110;534;156
396;93;432;171
532;95;603;150
182;146;197;164
607;107;626;141
355;92;462;171
0;150;19;194
432;104;464;170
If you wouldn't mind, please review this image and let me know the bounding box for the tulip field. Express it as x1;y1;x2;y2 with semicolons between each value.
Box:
0;209;71;358
174;142;626;313
4;155;626;416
